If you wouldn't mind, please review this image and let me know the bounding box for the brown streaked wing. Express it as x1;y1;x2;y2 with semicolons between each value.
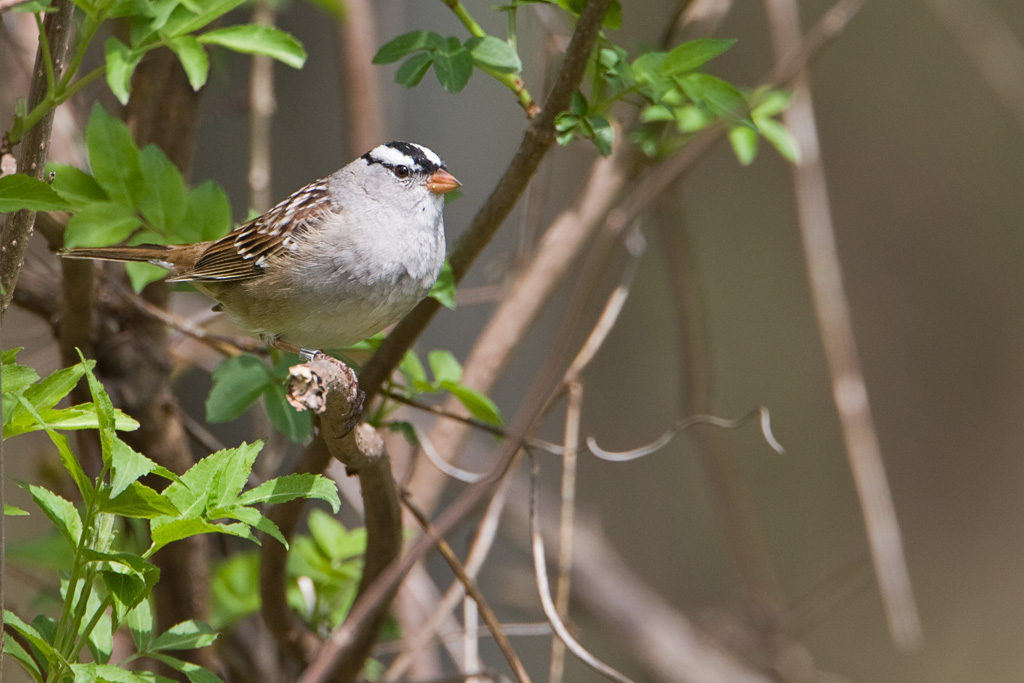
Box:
170;179;333;283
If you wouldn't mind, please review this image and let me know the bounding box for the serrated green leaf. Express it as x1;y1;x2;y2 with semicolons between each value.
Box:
428;349;462;385
149;620;220;652
168;35;210;91
755;116;801;163
395;52;434;88
63;201;142;248
4;504;29;515
44;427;94;500
2;362;39;397
109;437;159;496
663;38;736;74
373;30;438;64
4;609;59;664
22;483;82;547
2;630;41;679
160;0;247;37
0;173;73;213
432;41;473;93
100;481;181;518
148;653;225;683
728;125;759;166
206;355;271;423
465;35;522;73
150;518;221;550
138;145;189;232
104;37;143;106
21;361;87;412
199;25;306;68
47;163;108;209
428;260;455;309
236;472;341;513
101;570;148;611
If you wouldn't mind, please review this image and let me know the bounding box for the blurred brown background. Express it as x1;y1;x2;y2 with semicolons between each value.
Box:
4;0;1024;680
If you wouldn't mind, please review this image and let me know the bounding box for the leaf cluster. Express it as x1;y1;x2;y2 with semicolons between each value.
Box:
2;349;341;682
373;30;522;94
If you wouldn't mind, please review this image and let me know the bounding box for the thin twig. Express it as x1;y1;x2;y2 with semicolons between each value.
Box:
402;493;532;683
383;479;512;681
764;0;921;650
527;453;634;683
586;406;784;461
548;379;582;683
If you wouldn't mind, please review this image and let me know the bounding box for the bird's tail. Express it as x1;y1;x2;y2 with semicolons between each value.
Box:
62;244;176;268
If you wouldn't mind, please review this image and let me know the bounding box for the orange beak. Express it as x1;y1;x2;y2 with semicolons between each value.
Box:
426;168;461;195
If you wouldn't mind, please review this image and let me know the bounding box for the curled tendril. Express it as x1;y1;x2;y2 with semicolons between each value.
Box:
586;405;784;462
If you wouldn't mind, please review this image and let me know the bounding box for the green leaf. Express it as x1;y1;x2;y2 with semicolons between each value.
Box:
263;382;312;443
587;114;614;156
428;260;456;309
44;427;95;501
307;508;364;560
206;355;271;423
47;163;108;209
755;116;802;163
20;361;87;413
125;261;172;292
150;518;222;550
183;180;232;242
663;38;736;74
80;103;143;210
555;0;621;28
101;569;148;611
138;145;189;232
100;482;181;518
148;653;225;683
443;382;504;427
109;437;159;496
5;504;29;515
63;201;142;248
168;35;210;91
465;35;522;73
104;38;143;106
728;125;758;166
199;25;306;69
751;88;792;117
3;610;60;666
373;30;439;64
220;504;286;546
2;361;39;397
387;420;418;447
210;552;260;628
128;599;154;652
22;483;82;547
160;0;248;37
12;0;53;11
679;73;749;122
236;472;341;513
150;620;219;651
2;630;41;679
0;174;73;213
432;39;473;93
398;349;427;386
428;349;462;385
79;348;118;460
394;52;434;88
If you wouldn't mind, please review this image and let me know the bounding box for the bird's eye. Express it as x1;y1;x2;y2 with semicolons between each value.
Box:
394;165;411;179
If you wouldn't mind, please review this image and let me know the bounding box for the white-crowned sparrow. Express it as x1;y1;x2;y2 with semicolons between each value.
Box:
64;141;460;354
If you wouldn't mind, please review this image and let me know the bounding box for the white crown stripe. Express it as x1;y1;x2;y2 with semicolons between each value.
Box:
369;144;421;169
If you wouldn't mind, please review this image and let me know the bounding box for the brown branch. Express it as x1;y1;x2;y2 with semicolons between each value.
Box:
1;0;75;319
763;0;921;650
356;0;615;403
284;358;403;681
401;493;531;683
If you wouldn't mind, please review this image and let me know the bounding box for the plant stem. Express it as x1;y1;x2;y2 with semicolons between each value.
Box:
443;0;487;37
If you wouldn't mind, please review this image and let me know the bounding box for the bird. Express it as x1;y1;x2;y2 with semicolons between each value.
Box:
64;141;460;357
